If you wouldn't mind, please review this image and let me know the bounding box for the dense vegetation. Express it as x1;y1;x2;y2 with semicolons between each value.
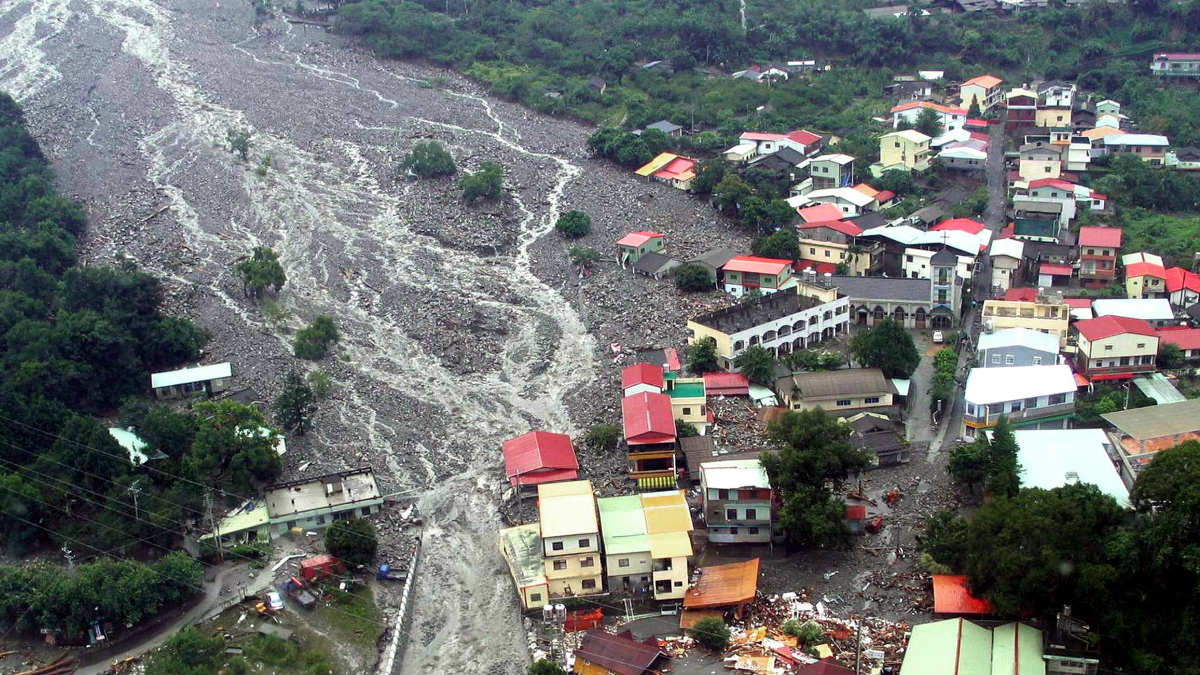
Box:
146;626;334;675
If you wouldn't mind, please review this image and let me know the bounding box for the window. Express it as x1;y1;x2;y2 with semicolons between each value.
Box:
729;527;738;534
745;508;757;520
1005;355;1015;365
553;559;567;570
906;255;914;262
809;248;816;255
988;403;1003;414
1049;393;1067;404
1025;397;1038;408
748;527;760;535
361;507;371;516
581;579;596;590
1045;166;1052;173
1032;356;1042;365
530;593;542;603
699;406;706;416
1087;248;1095;255
315;515;325;525
1137;343;1146;349
836;399;852;406
727;508;737;520
1120;357;1130;365
825;250;831;257
580;557;594;568
1010;400;1022;412
839;252;846;259
682;407;692;415
991;353;1002;364
552;541;564;551
1104;345;1113;351
618;558;630;568
578;538;589;548
718;489;728;500
865;396;880;404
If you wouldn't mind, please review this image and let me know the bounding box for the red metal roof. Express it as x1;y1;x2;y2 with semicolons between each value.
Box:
703;372;750;396
968;131;990;142
786;129;821;146
1126;262;1167;279
874;189;895;203
845;504;867;520
1039;263;1072;276
1091;191;1107;200
1078;226;1122;248
621;392;676;445
795;260;838;276
1090;372;1137;382
799;219;863;236
502;431;579;487
998;222;1015;239
621;363;665;391
1156;52;1200;60
654;156;695;180
664;347;681;372
576;630;663;675
722;255;792;275
617;231;664;247
964;74;1002;88
932;218;986;234
1158;328;1200;351
965;118;990;128
932;574;993;615
1165;267;1200;293
1074;372;1090;387
797;203;844;223
793;659;855;675
1063;297;1093;308
1003;287;1038;302
1076;315;1158;341
1029;177;1076;191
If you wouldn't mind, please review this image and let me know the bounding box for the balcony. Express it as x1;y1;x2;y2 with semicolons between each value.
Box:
1078;363;1155;379
964;401;1076;428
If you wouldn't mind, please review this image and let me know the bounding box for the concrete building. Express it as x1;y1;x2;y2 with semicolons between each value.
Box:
199;501;270;549
795;220;882;277
808;153;855;190
879;129;932;170
622;392;677;485
1091;298;1175;327
498;523;549;610
537;480;603;598
1102;133;1169;165
900;619;1045;675
1151;52;1200;78
264;467;384;538
666;377;708;434
902;247;974;282
1073;315;1159;381
890;101;967;132
1005;88;1037;132
1102;398;1200;481
977;327;1060;368
1124;261;1168;299
1003;429;1129;507
700;459;772;544
989;238;1025;292
962;365;1077;438
982;295;1071;347
836;251;963;330
596;490;693;601
686;281;849;368
721;256;794;297
959;74;1004;112
617;231;666;266
1078;226;1121;286
775;368;895;414
150;362;233;399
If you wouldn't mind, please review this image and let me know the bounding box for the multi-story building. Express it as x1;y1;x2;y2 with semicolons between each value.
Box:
264;467;384;538
1125;261;1168;299
890;101;967;132
498;523;549;610
1074;315;1159;381
902;247;974;282
775;368;895;413
597;490;694;600
880;130;932;170
686;280;849;368
665;377;708;434
1151;52;1200;78
1101;134;1169;165
1078;226;1121;287
537;480;602;598
1005;88;1037;132
621;392;677;485
1035;82;1075;128
721;255;794;297
988;238;1025;293
617;231;666;266
962;365;1077;438
982;294;1071;347
959;74;1004;112
699;459;772;544
1166;266;1200;308
799;187;877;217
796;220;881;277
977;327;1059;368
809;153;856;190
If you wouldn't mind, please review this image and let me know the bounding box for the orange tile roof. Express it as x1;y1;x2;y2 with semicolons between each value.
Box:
890;101;967;115
683;558;760;608
964;74;1002;89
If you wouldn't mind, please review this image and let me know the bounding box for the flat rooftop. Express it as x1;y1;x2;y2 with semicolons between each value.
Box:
265;467;381;519
691;290;823;335
1102;398;1200;439
498;523;546;588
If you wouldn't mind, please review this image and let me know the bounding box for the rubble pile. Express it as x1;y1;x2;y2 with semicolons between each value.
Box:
709;397;773;453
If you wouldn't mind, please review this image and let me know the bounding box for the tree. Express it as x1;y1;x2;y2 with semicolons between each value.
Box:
226;128;251;161
948;439;989;492
763;409;871;491
401;140;456;178
689;161;725;195
713;174;753;213
915;107;941;137
764;199;798;229
0;472;43;555
234;246;286;298
967;99;982;119
146;626;225;675
674;263;713;292
584;423;621;452
875;169;915;196
849;318;920;377
185;400;281;492
555;210;592;238
461;162;504;201
294;315;339;360
675;419;699;437
752;229;799;262
1157;342;1185;369
569;246;600;265
687;336;720;373
985;416;1020;498
528;659;566;675
324;517;378;566
688;616;730;651
734;345;776;385
273;370;317;435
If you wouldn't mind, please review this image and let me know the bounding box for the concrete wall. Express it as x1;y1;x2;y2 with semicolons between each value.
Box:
979;344;1056;368
542;532;599;558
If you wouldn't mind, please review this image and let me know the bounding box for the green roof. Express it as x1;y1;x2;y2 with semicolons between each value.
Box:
900;618;992;675
198;501;269;541
669;382;705;399
1014;218;1058;238
597;495;649;555
990;622;1046;675
108;427;166;465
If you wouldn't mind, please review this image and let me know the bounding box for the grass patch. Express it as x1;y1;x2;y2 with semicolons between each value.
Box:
260;298;290;327
324;584;380;649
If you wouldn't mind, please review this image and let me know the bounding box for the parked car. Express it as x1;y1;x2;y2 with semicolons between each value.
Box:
933;330;944;344
266;590;284;612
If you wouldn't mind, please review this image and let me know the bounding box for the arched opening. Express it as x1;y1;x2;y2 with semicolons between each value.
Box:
823;310;832;320
778;342;791;355
763;329;778;342
749;335;760;346
931;314;953;329
857;309;868;325
893;306;907;324
914;307;927;328
793;319;805;332
778;325;792;337
793;337;805;349
808;316;819;326
872;305;885;321
733;340;745;351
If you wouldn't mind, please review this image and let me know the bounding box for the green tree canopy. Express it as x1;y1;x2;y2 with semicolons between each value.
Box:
733;344;776;385
294;315;339;360
688;616;730;651
752;229;799;262
273;370;318;436
687;336;719;374
849;318;919;378
554;210;592;238
401;140;457;178
325;517;378;567
185;400;281;493
674;263;713;292
235;246;286;299
461;162;504;202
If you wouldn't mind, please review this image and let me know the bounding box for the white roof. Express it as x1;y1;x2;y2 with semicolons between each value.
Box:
989;238;1024;260
150;362;233;389
1092;298;1174;321
931;128;971;148
1070;307;1094;321
537;480;598;538
883;129;931;144
863;224;987;255
1104;133;1169;147
964;364;1076;405
918;70;944;80
725;141;757;155
812;153;855;165
700;459;770;490
806;187;875;207
977;327;1060;354
1004;429;1129;508
1121;252;1164;267
939;146;987;160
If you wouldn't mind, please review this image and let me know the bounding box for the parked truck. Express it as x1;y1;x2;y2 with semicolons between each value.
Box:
299;554;345;582
376;563;407;582
281;576;316;610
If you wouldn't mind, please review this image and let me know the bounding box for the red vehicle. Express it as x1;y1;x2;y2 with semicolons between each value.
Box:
299;554;345;582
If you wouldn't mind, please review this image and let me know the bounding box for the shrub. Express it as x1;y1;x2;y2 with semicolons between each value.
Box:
585;423;621;452
294;315;339;360
461;162;504;201
569;246;601;265
688;616;730;651
324;517;378;567
555;210;592;238
401;141;456;178
675;263;713;292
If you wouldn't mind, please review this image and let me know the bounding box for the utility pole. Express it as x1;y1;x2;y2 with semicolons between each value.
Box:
854;614;863;674
128;479;142;521
61;545;76;570
205;490;223;561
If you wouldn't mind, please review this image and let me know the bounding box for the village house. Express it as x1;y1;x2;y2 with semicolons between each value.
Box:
498;522;549;610
1102;133;1169;165
685;248;738;288
264;467;384;538
1037;262;1072;288
795;202;844;224
977;327;1060;367
501;430;580;490
794;186;877;217
1168;146;1200;170
596;490;693;600
962;364;1077;438
198;501;269;550
699;459;772;544
150;362;233;399
635;152;697;189
644;119;682;138
861;223;988;277
988;238;1025;292
617;231;665;266
622;392;677;487
808;153;856;190
621;362;664;397
1124;261;1168;299
879;129;932;171
902;246;975;282
775;368;896;415
1018;145;1063;180
666;376;708;435
1165;266;1200;308
900;619;1046;675
937;142;987;170
1092;298;1175;328
1004;87;1037;132
889;101;967;131
795;220;881;276
1073;315;1159;381
686;279;849;367
574;630;666;675
720;255;795;297
1102;398;1200;483
536;480;602;598
959;74;1004;112
631;252;680;280
1150;52;1200;78
1036;81;1075;128
844;412;909;466
1078;226;1121;286
982;293;1071;346
1004;429;1129;507
725;130;823;163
